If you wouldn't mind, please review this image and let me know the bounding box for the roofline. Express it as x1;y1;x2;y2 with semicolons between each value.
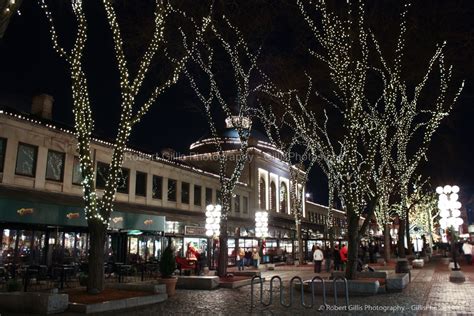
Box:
305;200;345;214
0;109;248;187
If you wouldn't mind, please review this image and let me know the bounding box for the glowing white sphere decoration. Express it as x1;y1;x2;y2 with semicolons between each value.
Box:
436;186;444;194
205;204;221;237
451;209;461;218
452;185;460;194
255;211;269;238
443;185;452;194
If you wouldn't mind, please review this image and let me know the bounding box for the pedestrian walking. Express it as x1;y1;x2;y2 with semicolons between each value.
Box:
340;244;348;270
324;246;332;272
236;247;245;271
333;245;342;271
313;246;324;273
252;248;260;268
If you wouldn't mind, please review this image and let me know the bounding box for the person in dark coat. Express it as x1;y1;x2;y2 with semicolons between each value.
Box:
324;246;332;272
368;243;375;263
333;246;342;271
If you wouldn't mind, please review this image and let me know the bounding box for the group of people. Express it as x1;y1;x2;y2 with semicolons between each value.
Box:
312;244;348;273
185;242;207;275
235;247;260;270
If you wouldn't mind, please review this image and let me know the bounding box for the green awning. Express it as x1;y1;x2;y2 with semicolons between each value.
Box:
0;197;165;232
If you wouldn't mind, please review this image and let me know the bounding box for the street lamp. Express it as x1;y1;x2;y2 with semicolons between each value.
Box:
436;185;463;271
205;204;221;270
255;211;268;238
437;185;463;232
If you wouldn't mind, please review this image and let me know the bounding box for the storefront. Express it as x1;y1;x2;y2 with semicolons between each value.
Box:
0;196;165;266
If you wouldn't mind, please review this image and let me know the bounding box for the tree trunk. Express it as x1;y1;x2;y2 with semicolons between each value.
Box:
217;223;228;277
217;198;231;277
398;217;406;258
296;221;304;265
87;220;106;293
329;226;335;250
384;223;391;263
345;211;359;280
405;208;412;255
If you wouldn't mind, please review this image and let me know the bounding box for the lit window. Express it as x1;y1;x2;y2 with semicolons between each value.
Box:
168;179;177;202
46;150;65;181
15;143;38;177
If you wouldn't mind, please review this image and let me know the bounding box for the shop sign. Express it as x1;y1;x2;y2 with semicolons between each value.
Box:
17;208;34;216
66;212;80;219
185;226;207;236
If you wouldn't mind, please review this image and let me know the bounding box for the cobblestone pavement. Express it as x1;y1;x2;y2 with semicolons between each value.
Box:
56;256;474;316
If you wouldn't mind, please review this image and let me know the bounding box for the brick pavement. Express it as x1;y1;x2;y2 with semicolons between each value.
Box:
49;255;474;316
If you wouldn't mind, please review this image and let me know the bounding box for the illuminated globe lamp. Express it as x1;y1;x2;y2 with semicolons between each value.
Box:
436;185;465;280
255;211;268;238
205;204;222;238
436;185;463;233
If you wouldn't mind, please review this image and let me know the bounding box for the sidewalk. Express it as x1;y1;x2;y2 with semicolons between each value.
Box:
34;256;474;315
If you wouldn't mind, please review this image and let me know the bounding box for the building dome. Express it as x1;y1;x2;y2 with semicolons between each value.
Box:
189;116;281;156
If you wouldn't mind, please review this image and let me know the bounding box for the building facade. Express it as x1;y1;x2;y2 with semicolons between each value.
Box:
0;98;347;268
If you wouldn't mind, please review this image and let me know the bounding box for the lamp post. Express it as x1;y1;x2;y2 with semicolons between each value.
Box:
205;204;222;269
436;185;463;272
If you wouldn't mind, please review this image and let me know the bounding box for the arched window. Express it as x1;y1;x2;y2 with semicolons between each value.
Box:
259;177;266;209
280;182;288;213
270;182;277;212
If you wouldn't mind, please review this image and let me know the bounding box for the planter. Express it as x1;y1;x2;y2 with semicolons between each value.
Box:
412;259;424;269
159;277;178;297
395;259;410;273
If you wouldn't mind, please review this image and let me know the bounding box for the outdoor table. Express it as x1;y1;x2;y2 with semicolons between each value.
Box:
117;264;131;283
21;266;39;292
0;266;7;282
53;265;75;290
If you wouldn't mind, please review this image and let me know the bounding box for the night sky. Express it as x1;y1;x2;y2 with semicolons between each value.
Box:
0;0;473;206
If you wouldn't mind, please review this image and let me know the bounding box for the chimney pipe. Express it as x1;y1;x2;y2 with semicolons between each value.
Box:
31;94;54;120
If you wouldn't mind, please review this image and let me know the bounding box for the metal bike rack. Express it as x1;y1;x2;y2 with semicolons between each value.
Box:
333;276;350;308
251;274;348;311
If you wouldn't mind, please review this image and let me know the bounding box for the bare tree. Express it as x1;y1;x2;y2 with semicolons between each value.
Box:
181;12;270;276
295;0;463;278
39;0;189;292
257;87;318;265
294;0;380;279
370;7;464;259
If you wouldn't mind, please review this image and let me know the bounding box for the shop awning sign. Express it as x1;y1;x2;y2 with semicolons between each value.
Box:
185;226;207;236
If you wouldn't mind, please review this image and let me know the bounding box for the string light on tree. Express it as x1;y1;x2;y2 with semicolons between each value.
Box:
38;0;193;292
180;8;274;277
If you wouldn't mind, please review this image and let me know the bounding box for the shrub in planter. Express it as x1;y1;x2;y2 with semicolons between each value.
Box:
6;278;22;292
160;244;176;278
78;273;88;286
159;243;177;296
